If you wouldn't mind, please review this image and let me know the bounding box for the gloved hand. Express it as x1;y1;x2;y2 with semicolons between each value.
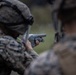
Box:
25;40;40;50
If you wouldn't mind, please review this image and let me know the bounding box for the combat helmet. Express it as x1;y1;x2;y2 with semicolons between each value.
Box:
0;0;34;41
48;0;76;42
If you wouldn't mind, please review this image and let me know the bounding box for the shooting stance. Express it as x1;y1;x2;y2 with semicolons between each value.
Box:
25;0;76;75
0;0;40;75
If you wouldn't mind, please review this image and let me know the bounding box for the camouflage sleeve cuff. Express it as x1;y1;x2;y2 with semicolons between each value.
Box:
26;49;39;59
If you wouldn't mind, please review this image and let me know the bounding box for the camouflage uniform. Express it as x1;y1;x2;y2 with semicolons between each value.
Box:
0;35;38;75
0;0;38;75
26;35;76;75
25;0;76;75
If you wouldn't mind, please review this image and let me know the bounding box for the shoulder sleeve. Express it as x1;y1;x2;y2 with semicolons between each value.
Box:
0;36;31;75
25;50;61;75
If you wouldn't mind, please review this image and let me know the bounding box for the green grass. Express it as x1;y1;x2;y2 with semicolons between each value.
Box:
29;6;54;54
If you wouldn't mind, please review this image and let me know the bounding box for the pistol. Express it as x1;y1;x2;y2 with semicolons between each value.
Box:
28;34;46;47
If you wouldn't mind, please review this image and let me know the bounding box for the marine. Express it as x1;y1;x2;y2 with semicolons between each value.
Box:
25;0;76;75
0;0;39;75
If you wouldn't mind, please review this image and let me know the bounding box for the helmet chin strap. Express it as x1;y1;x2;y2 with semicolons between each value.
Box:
52;11;65;43
51;0;64;43
52;11;60;43
23;25;31;44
